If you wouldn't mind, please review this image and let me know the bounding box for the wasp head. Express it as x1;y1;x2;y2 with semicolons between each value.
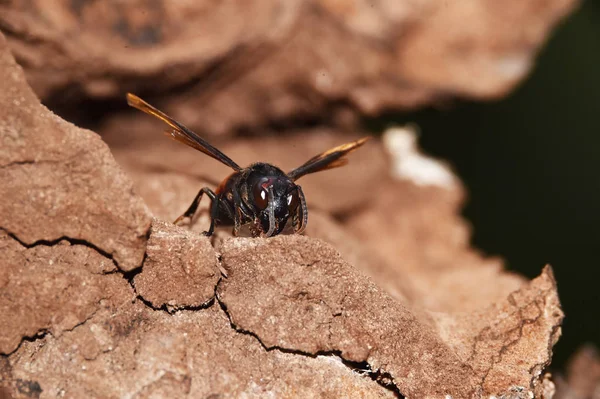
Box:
245;164;302;237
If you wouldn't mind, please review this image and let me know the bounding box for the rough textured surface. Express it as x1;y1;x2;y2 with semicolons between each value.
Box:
217;236;562;398
0;9;571;397
218;235;476;397
133;219;220;311
0;33;151;271
0;231;133;355
1;0;578;134
3;304;396;398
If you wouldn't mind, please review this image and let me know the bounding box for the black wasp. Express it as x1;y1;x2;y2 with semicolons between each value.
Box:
127;93;369;237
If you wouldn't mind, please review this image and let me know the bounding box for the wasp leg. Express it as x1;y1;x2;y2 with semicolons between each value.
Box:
202;195;221;236
292;185;308;234
231;210;240;237
174;187;217;226
231;190;245;237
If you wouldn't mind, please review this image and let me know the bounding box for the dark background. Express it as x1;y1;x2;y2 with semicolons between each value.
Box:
369;0;599;368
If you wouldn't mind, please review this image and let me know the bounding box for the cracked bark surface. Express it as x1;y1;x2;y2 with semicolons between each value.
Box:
3;302;398;398
0;231;133;355
1;0;579;134
0;10;569;397
0;34;151;271
133;219;220;311
216;236;562;398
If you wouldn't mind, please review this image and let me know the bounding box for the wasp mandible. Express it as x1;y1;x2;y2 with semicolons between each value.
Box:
127;93;369;237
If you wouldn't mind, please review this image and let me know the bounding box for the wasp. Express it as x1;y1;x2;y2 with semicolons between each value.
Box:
127;93;369;237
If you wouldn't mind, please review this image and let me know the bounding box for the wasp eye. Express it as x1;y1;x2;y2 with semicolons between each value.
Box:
252;182;269;210
287;190;299;211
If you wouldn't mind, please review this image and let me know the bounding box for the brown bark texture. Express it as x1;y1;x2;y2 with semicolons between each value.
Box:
0;0;579;397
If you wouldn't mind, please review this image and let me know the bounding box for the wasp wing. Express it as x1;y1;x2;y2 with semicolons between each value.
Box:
288;137;370;180
127;93;241;171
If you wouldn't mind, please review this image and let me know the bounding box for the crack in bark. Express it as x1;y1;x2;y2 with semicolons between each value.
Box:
121;250;218;314
213;276;405;398
1;228;135;355
5;329;51;356
1;228;119;269
0;159;37;169
0;148;96;170
133;291;216;314
470;285;558;393
63;308;101;334
0;158;71;170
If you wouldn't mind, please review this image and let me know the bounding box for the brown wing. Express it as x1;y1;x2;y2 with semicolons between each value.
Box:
126;93;241;171
288;137;370;180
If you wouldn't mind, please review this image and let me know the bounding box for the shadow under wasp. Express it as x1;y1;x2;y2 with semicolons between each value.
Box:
127;93;370;237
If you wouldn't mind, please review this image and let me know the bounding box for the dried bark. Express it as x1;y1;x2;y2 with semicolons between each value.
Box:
217;236;562;398
0;33;151;271
0;32;567;398
0;232;133;355
3;302;398;398
133;219;220;311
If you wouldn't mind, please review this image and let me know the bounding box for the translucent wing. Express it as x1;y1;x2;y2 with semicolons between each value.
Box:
288;137;370;180
127;93;241;171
